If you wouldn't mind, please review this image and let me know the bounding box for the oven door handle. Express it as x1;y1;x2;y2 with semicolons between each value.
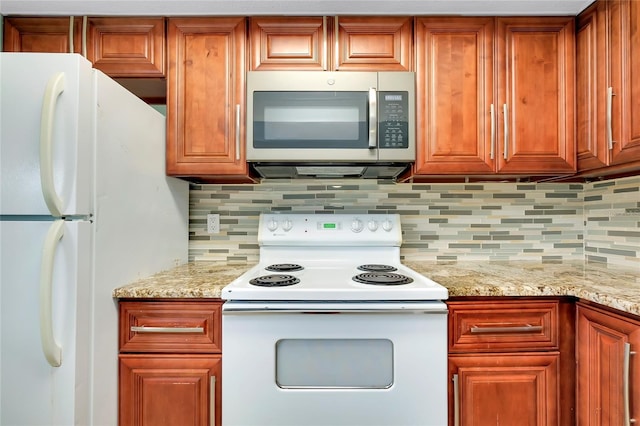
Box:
222;302;448;315
224;309;447;314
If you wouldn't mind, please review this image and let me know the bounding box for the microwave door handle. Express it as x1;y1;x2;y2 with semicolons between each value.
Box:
368;87;377;149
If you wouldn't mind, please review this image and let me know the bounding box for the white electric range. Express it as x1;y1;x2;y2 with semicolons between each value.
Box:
221;213;449;426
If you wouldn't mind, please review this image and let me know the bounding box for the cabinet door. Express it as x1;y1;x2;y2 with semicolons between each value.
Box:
3;16;82;53
119;355;221;426
609;0;640;166
334;17;412;71
414;18;495;174
449;353;559;426
576;303;640;426
496;17;575;174
166;18;249;180
249;17;326;70
576;2;609;172
86;17;165;78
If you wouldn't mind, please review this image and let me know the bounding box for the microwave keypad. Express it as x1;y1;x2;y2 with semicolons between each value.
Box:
379;92;409;149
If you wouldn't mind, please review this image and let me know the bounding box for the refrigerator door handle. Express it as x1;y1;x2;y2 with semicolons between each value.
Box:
40;72;66;217
39;219;65;367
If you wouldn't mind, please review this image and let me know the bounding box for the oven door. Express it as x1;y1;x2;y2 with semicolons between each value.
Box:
222;301;448;426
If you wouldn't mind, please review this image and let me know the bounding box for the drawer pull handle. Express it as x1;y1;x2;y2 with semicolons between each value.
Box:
131;326;204;334
470;324;542;334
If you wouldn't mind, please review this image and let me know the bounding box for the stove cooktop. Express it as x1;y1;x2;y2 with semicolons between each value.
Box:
222;213;448;302
222;261;448;301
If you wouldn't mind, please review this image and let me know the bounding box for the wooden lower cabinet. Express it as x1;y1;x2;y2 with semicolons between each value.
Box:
576;302;640;425
118;300;223;426
119;355;221;426
447;298;574;426
449;353;559;425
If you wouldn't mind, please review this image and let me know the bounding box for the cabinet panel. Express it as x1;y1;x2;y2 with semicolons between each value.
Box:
576;3;609;171
415;18;495;174
449;353;559;426
415;17;575;178
610;0;640;166
249;16;411;71
448;300;559;352
577;0;640;176
576;302;640;425
87;17;165;77
166;17;249;179
335;17;412;71
119;355;221;426
249;17;326;70
119;301;222;353
3;16;82;53
496;17;576;174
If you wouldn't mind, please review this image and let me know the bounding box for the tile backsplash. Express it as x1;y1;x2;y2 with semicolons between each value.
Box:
189;175;640;268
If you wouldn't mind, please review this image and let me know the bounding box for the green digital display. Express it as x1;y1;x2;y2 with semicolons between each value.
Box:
323;223;337;229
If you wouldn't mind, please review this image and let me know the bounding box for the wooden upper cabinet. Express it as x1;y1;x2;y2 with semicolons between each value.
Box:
3;16;82;53
86;17;165;77
334;17;412;71
414;17;495;175
495;17;576;174
3;16;165;85
576;0;640;176
576;2;609;172
415;17;575;177
166;17;250;181
609;0;640;167
249;16;412;71
250;17;326;70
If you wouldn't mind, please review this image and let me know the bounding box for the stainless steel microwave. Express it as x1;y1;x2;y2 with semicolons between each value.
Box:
246;71;415;179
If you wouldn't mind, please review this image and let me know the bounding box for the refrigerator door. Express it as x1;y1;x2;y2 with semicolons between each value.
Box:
0;53;93;216
0;219;92;425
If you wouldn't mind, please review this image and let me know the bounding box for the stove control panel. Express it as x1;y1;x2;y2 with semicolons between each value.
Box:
258;213;402;246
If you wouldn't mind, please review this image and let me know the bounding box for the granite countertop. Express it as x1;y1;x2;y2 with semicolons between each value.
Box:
113;261;640;316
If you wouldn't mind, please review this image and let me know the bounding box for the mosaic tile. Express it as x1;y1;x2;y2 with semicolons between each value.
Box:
187;176;639;268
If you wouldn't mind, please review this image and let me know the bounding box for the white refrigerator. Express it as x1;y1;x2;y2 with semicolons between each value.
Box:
0;53;189;425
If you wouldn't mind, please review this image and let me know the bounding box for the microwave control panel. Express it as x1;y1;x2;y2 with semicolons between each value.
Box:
378;91;409;149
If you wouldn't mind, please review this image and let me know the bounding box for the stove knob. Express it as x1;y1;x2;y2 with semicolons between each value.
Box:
382;219;394;232
282;218;293;231
351;218;364;233
267;218;278;231
367;220;379;231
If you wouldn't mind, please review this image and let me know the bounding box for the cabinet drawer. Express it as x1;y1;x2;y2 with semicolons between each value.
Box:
448;300;559;352
119;301;222;353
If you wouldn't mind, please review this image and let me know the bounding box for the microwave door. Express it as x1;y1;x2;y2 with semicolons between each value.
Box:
249;91;378;162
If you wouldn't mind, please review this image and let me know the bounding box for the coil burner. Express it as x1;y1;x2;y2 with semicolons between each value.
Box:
265;264;304;272
353;272;414;286
250;274;301;287
357;264;398;273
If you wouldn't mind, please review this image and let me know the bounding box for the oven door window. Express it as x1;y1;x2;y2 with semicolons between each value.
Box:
275;339;393;389
252;92;369;149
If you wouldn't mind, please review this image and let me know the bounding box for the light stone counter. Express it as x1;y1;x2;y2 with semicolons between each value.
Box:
113;261;640;316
